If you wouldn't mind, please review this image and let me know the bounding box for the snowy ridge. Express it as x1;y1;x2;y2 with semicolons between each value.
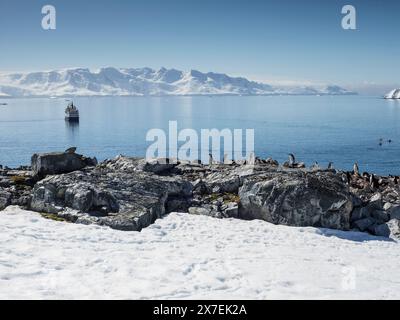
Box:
0;206;399;299
0;67;356;97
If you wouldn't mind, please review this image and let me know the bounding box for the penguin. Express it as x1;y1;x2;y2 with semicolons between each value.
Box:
370;174;379;190
353;162;360;176
209;153;214;165
328;162;334;170
341;173;348;184
65;147;77;154
248;152;255;165
310;162;320;171
223;153;228;164
288;153;296;167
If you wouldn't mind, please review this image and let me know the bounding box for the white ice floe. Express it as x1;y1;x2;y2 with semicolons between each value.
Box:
385;89;400;99
0;206;399;300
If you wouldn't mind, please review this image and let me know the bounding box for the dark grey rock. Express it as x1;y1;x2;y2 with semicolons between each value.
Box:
388;205;400;220
136;158;177;174
353;217;376;232
31;152;97;178
238;171;353;230
368;193;383;210
351;195;363;207
373;219;400;239
371;210;390;223
0;190;12;210
223;202;239;218
350;207;363;223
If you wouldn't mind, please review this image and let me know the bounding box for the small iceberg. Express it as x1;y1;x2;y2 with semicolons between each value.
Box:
384;89;400;99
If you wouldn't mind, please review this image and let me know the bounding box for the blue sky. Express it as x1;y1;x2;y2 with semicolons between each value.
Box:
0;0;399;93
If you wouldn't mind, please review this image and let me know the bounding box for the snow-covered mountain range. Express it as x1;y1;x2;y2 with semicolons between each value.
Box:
0;67;357;97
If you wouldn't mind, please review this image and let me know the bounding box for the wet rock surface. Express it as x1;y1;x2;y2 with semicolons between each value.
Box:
2;151;400;238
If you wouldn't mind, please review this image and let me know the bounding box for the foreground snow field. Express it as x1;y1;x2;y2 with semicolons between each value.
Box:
0;206;399;300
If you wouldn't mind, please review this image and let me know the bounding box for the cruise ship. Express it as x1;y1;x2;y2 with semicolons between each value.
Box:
65;102;79;122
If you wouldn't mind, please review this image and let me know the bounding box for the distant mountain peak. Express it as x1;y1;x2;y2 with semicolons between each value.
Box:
0;67;357;97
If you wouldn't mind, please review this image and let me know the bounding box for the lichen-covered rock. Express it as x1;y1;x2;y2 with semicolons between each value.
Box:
238;171;353;230
30;157;192;231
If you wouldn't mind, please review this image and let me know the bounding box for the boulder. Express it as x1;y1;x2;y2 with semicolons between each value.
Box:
189;205;221;218
238;171;353;230
388;205;400;220
353;217;376;232
373;219;400;239
223;202;239;218
31;152;97;178
369;193;383;210
136;158;177;174
371;210;390;223
0;190;12;210
189;207;212;216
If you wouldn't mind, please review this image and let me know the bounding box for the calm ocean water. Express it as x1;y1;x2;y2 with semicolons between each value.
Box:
0;95;400;175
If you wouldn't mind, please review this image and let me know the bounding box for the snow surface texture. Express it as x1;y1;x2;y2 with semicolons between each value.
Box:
0;67;356;97
1;206;399;300
385;89;400;99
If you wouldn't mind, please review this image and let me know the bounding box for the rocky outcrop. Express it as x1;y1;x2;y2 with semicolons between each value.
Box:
31;150;97;178
0;190;11;210
2;150;400;239
30;156;192;231
0;168;34;210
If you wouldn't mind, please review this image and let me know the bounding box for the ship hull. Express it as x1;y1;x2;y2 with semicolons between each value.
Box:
65;116;79;122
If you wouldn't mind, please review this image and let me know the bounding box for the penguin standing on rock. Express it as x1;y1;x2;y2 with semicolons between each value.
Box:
328;162;334;170
288;154;296;167
209;153;214;165
370;174;379;190
310;161;320;171
353;162;360;176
